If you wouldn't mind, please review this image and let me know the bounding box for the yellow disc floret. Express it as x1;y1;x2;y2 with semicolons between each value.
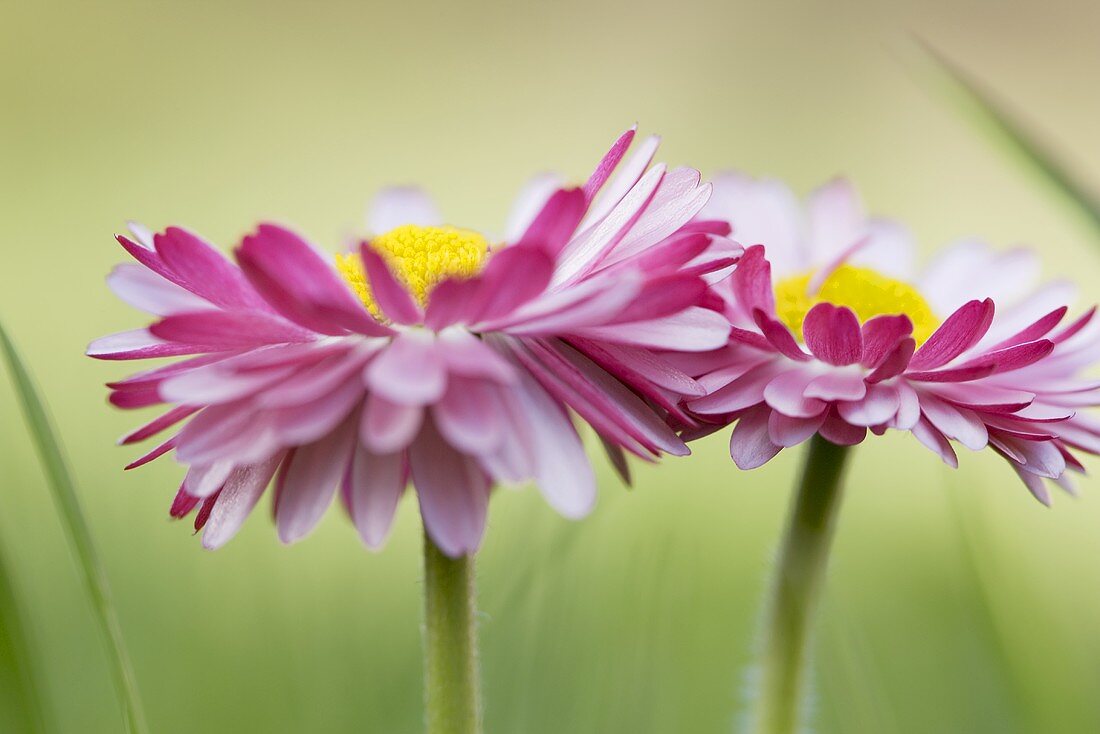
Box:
774;264;940;345
336;224;489;317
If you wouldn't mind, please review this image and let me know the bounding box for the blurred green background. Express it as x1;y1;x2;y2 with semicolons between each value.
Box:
4;0;1100;731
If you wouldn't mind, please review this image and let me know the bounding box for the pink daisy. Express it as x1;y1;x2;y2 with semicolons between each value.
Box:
683;174;1100;503
89;129;738;556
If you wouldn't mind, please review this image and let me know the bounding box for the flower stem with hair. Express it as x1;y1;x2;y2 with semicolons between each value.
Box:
752;436;851;734
423;531;482;734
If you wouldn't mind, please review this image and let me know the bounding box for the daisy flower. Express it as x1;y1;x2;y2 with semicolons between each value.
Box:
688;173;1100;734
689;173;1100;502
88;128;737;558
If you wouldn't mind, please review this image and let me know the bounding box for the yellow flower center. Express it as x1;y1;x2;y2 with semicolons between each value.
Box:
336;224;489;315
774;264;940;345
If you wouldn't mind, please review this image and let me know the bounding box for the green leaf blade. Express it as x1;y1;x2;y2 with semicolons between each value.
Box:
0;319;148;734
917;39;1100;237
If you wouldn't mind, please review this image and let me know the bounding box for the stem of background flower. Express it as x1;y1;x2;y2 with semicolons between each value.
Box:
751;435;852;734
422;531;482;734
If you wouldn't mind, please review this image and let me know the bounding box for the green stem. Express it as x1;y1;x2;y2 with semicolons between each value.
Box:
422;531;482;734
751;436;852;734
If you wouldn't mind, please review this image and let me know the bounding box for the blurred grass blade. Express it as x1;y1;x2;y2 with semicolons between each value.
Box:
0;540;47;733
0;320;148;734
916;39;1100;236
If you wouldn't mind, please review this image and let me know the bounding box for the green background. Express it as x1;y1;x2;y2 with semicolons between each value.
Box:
4;1;1100;731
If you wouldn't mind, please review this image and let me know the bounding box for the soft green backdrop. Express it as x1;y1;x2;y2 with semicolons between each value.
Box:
3;1;1100;732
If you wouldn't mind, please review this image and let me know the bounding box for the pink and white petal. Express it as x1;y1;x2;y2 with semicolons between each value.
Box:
926;383;1035;413
367;187;441;234
579;133;660;231
410;420;490;557
572;307;730;352
978;281;1076;349
852;219;915;279
837;383;899;427
275;418;357;544
365;331;447;405
201;455;284;549
582;127;636;204
478;386;537;484
731;246;776;316
159;363;297;405
88;329;224;361
700;173;804;276
485;274;641;334
768;411;826;448
689;361;781;415
893;381;921;430
169;486;200;518
257;345;379;408
764;369;828;418
754;311;811;361
433;378;505;455
803;304;862;366
424;276;481;330
600;168;711;266
466;246;555;323
729;405;782;469
918;239;997;314
512;188;587;257
270;376;364;447
605;274;706;325
436;328;517;384
999;435;1066;479
107;263;212;316
860;315;914;368
804;370;867;402
554;164;665;285
905;363;996;383
987;307;1067;352
109;383;164;409
806;178;865;263
504;173;567;242
1009;462;1053;506
119;405;199;445
194;495;218;531
818;411;867;446
345;444;406;549
866;338;915;384
909;299;995;371
150;311;316;350
513;338;685;457
154;227;267;311
361;392;423;454
359;244;423;325
574;339;705;397
175;403;258;464
106;352;234;390
911;417;959;468
126;221;155;248
961;339;1055;376
183;460;235;498
237;224;389;336
631;232;713;275
507;371;597;518
128;439;174;470
919;394;988;451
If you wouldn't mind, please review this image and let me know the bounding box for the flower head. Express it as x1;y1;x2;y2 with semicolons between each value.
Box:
686;174;1100;503
90;129;738;556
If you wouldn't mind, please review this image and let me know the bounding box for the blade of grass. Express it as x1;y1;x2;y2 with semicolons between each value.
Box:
0;319;148;734
0;538;47;733
913;39;1100;236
